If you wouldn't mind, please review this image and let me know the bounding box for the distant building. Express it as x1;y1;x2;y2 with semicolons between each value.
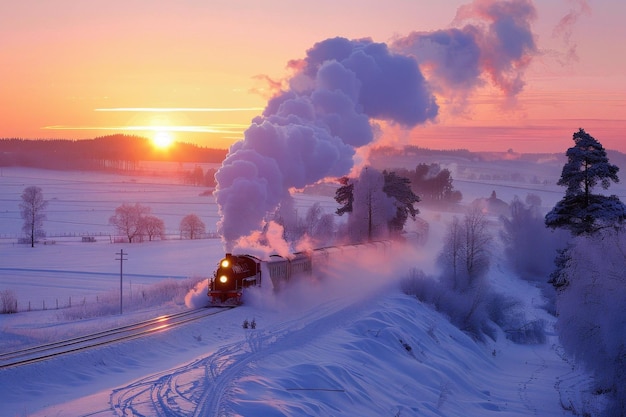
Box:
472;191;509;217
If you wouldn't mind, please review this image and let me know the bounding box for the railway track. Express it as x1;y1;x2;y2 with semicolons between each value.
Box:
0;306;234;369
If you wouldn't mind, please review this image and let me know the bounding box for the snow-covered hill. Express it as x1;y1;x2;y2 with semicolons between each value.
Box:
2;277;594;417
0;166;602;416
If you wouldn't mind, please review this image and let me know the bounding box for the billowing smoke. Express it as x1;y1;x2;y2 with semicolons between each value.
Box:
392;28;484;98
552;0;591;64
216;0;543;250
215;37;438;250
393;0;537;99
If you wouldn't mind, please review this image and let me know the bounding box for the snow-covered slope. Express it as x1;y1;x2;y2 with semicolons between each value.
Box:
0;166;598;416
2;238;594;417
2;285;591;417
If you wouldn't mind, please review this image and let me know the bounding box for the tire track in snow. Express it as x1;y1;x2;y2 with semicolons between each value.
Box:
111;295;371;416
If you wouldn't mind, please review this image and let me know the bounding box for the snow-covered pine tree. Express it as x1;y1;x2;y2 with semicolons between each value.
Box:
335;168;419;241
383;170;420;235
545;128;626;236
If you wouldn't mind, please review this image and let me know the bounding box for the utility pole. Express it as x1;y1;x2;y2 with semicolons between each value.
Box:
115;249;127;315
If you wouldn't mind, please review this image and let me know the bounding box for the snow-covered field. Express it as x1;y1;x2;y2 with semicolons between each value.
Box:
0;164;612;417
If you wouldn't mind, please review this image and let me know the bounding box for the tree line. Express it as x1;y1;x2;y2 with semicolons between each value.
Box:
0;135;227;171
19;189;209;245
395;163;463;204
109;203;208;242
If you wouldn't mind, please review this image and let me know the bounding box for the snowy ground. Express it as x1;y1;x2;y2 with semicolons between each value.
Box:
0;165;611;416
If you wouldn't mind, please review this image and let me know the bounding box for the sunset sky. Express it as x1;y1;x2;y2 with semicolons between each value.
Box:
1;0;624;153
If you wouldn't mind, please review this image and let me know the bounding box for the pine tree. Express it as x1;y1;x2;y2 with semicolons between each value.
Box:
545;128;626;235
383;170;420;234
334;168;419;241
335;176;354;216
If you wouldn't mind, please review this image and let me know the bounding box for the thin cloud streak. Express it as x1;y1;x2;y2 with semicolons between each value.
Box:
94;107;264;112
42;125;247;134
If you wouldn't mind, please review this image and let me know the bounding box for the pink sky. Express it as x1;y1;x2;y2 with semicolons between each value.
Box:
1;0;625;153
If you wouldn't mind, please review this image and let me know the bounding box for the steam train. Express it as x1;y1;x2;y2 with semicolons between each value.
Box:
207;238;405;304
208;253;262;303
208;251;314;304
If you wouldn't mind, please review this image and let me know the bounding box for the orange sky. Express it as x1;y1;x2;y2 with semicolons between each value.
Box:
1;0;625;153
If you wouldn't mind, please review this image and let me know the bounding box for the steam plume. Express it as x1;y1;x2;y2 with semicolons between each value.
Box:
216;0;543;250
393;0;537;99
215;37;437;249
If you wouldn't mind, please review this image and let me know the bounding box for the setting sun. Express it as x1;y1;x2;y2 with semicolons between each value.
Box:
152;131;174;149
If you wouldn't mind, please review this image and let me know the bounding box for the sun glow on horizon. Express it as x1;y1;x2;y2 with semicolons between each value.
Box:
152;131;174;149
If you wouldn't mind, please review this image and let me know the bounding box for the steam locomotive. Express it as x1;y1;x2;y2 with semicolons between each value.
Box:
208;252;313;304
208;251;314;304
207;237;406;305
208;253;262;303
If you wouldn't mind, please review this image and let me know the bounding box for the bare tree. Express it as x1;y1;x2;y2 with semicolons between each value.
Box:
463;206;491;283
438;205;491;292
439;216;463;289
180;214;206;239
141;215;166;241
109;203;151;243
19;186;48;247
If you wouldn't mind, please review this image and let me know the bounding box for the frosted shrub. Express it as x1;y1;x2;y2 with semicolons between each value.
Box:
401;269;493;341
63;277;205;320
400;205;546;343
555;230;626;416
507;319;546;345
401;270;545;343
1;289;18;314
487;292;546;344
399;268;436;300
501;195;569;281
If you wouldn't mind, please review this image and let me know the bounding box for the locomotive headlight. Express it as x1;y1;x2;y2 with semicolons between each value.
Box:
219;275;228;283
221;259;230;268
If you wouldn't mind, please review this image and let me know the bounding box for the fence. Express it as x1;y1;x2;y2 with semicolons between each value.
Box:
2;231;221;245
0;290;96;314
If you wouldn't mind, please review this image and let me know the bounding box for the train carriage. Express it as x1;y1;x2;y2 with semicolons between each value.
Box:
266;252;312;291
208;237;406;304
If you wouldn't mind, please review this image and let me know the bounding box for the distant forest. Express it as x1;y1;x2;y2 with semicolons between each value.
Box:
0;135;228;171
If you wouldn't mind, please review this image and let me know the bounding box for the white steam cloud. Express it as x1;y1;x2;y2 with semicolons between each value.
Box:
215;0;574;250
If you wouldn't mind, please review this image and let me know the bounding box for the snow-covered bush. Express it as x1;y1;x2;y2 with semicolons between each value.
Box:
400;269;491;340
501;195;569;281
500;194;568;313
1;289;18;314
555;229;626;416
62;277;205;320
401;205;546;344
401;270;545;344
487;294;545;345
